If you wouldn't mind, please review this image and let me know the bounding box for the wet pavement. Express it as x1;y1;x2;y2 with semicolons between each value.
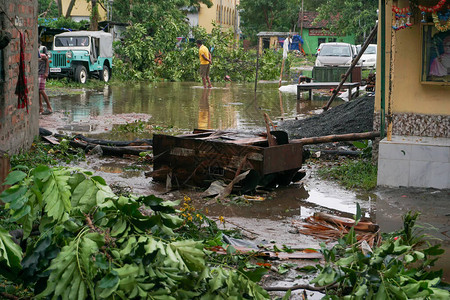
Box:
41;81;450;290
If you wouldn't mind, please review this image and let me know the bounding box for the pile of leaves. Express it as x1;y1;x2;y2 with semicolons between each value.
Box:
0;166;270;299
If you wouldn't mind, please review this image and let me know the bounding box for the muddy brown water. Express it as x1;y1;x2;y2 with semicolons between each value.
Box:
40;81;449;292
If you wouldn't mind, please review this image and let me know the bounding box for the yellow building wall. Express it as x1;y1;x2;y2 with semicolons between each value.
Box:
198;0;238;33
61;0;106;21
375;0;450;116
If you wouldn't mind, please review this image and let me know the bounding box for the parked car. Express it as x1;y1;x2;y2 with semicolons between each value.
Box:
314;42;359;67
48;31;113;83
358;44;377;68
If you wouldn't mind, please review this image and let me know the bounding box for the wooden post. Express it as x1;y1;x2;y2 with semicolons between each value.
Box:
279;58;285;87
255;38;260;92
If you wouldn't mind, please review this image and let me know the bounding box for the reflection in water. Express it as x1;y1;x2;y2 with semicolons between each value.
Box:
198;89;211;129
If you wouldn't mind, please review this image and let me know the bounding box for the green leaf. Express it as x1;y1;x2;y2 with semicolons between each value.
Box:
354;284;368;299
354;202;362;225
0;227;23;270
38;232;103;299
0;185;28;203
2;170;27;185
43;169;72;221
209;268;227;292
33;165;51;180
98;271;119;288
91;176;107;186
10;204;31;222
337;254;356;266
404;254;414;263
71;179;97;213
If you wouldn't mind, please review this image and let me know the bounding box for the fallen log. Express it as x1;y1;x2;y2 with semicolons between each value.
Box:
69;140;148;157
291;131;380;145
74;134;152;147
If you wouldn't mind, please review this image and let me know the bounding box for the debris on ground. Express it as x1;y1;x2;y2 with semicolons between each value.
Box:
291;212;381;248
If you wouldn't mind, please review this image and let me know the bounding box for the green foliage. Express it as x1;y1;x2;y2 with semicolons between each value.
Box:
38;0;59;18
39;17;89;30
352;139;373;158
0;166;270;299
317;158;377;190
114;21;285;83
315;0;378;43
238;0;300;43
9;138;85;170
310;211;450;298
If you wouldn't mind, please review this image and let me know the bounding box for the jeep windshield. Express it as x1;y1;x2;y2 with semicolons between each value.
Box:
319;45;351;57
54;36;89;47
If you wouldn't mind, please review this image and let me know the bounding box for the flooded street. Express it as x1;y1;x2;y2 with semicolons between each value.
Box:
40;81;450;287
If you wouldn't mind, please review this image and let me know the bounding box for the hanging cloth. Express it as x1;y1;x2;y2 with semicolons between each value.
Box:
15;31;28;113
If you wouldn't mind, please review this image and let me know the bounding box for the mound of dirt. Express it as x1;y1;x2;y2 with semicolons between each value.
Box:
278;95;375;139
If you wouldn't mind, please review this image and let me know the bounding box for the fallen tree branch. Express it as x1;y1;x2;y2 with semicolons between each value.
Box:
291;131;380;145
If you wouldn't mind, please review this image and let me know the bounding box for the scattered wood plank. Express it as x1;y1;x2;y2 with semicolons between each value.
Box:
314;212;379;232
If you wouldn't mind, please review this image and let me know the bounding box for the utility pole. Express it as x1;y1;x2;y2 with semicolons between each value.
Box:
300;0;304;34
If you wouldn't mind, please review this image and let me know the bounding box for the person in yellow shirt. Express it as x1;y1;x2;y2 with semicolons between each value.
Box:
196;40;212;88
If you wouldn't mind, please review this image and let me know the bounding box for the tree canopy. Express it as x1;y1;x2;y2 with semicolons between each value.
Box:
315;0;378;43
238;0;299;42
238;0;377;44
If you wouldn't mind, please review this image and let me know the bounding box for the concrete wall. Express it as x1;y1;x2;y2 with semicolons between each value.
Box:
0;0;39;155
301;28;356;55
375;0;450;117
198;0;239;35
374;0;449;189
61;0;107;21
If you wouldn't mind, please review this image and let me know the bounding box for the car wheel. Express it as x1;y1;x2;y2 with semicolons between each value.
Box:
100;65;110;82
75;65;88;84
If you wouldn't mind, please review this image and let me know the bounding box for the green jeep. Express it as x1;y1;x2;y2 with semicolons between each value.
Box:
48;31;113;83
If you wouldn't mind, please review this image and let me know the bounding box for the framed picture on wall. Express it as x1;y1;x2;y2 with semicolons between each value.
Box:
421;24;450;84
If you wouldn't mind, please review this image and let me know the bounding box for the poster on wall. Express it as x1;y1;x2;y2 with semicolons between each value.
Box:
422;24;450;84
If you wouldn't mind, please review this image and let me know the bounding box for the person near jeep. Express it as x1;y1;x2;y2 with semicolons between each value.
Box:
38;41;52;114
196;40;212;89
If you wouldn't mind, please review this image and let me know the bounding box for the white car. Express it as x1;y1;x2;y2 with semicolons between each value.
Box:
358;44;377;68
314;42;359;67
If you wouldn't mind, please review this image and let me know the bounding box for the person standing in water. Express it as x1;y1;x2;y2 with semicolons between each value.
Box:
196;40;212;88
38;40;53;114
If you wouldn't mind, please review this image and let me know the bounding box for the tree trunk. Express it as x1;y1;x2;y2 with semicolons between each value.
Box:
90;0;99;31
57;0;62;17
65;0;76;18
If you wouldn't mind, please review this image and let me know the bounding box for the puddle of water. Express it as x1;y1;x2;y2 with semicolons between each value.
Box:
46;81;342;138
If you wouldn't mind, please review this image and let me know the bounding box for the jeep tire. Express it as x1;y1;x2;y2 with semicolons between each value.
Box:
100;65;110;82
75;65;88;84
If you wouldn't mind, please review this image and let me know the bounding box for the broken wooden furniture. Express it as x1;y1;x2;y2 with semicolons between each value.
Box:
151;129;304;191
296;82;360;101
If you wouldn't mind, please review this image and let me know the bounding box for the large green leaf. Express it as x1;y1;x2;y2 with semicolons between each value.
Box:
43;169;72;221
2;170;27;185
38;232;103;299
71;179;97;213
0;227;22;271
